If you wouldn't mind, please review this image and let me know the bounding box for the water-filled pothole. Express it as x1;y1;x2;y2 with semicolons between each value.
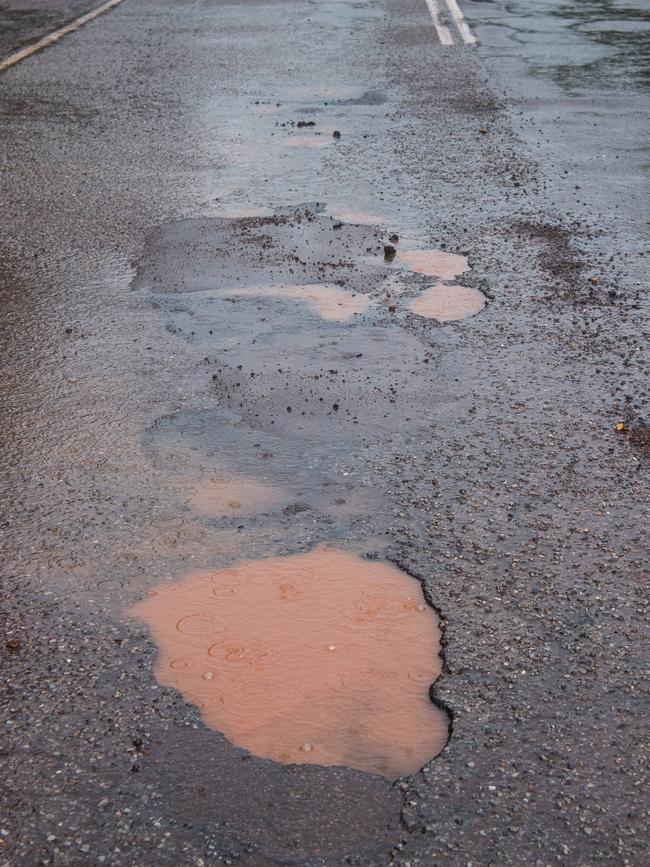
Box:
327;207;389;226
409;282;486;322
129;547;448;780
186;475;290;517
136;212;486;329
398;249;469;279
216;282;370;321
286;135;331;148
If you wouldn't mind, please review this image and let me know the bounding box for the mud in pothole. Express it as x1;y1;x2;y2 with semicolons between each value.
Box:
129;547;447;780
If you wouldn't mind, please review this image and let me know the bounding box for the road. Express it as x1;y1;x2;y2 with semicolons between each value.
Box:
0;0;648;865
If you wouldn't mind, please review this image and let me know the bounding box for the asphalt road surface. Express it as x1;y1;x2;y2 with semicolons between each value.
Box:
1;1;648;865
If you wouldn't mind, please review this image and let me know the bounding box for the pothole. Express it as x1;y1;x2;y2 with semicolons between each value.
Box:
327;207;390;226
186;475;290;517
214;205;275;219
129;547;448;780
217;282;370;321
284;85;366;100
398;249;469;280
409;282;486;322
286;135;331;148
144;407;379;518
133;211;390;297
135;212;486;329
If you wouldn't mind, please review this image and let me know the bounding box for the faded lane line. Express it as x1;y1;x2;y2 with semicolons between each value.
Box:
442;0;477;45
423;0;454;46
0;0;127;74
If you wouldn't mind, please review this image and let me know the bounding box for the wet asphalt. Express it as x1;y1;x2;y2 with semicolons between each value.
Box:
0;0;649;865
0;1;102;57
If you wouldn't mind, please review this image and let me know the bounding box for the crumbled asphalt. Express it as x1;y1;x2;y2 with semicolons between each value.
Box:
1;0;648;865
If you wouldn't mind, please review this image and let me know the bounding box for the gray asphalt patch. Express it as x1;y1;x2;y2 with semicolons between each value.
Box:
133;211;392;296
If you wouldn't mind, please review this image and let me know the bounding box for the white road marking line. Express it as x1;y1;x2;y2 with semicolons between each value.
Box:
423;0;455;46
0;0;126;74
442;0;477;45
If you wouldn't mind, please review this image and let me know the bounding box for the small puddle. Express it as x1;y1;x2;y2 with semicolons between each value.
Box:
328;207;389;226
216;206;275;219
287;135;330;148
129;547;447;780
186;475;289;517
399;249;469;279
221;283;370;321
285;85;362;99
409;283;485;322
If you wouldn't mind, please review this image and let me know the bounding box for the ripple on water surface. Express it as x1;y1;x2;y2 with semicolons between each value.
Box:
186;475;290;517
129;547;447;779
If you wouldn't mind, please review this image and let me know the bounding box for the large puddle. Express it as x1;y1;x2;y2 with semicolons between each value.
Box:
129;547;447;780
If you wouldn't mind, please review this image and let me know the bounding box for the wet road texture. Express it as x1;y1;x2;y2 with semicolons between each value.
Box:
0;0;649;865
